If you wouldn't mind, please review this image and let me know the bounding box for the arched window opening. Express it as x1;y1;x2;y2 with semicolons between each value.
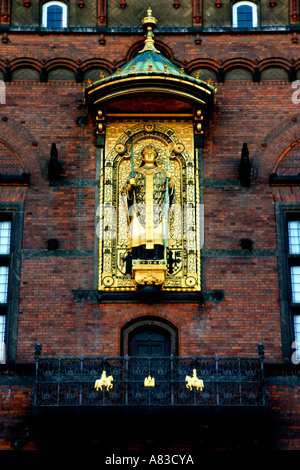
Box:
83;68;109;81
121;317;178;356
232;2;258;28
261;67;289;81
42;2;67;28
225;67;252;80
48;67;75;80
191;68;217;82
12;67;40;80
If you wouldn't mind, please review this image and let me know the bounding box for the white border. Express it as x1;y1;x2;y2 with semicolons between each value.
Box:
232;1;258;28
42;1;67;28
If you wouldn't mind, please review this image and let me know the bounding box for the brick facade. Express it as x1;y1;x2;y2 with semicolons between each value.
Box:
0;0;300;452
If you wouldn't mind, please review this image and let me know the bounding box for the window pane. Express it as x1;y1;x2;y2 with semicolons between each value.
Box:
0;315;5;363
291;266;300;303
47;5;63;27
0;266;9;303
288;221;300;254
294;315;300;360
237;5;253;27
0;221;11;255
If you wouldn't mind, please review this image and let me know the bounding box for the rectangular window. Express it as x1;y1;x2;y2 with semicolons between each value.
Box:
0;219;11;363
237;6;253;27
0;315;5;363
294;314;300;361
47;6;63;27
288;219;300;360
288;221;300;254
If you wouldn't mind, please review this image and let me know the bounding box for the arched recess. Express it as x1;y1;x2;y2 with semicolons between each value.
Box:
251;114;300;182
81;59;113;81
190;68;217;82
187;58;219;75
83;67;110;81
45;58;77;80
261;67;289;81
12;67;40;81
48;67;75;80
272;139;300;175
121;316;178;356
10;58;42;72
258;57;291;73
225;67;253;80
0;140;25;175
0;116;47;180
222;58;255;72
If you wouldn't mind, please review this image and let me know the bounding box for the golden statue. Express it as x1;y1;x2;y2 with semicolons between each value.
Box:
126;144;174;264
185;369;204;391
94;370;113;391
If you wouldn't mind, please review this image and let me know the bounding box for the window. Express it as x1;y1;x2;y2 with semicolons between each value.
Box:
42;2;67;28
261;67;289;81
232;2;258;28
48;68;75;80
288;219;300;360
0;219;11;363
225;67;252;80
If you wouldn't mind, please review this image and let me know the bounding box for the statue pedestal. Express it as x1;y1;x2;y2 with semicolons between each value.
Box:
132;260;167;289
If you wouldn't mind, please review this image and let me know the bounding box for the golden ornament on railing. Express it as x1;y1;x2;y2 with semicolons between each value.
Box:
185;369;204;391
94;370;113;391
144;375;155;387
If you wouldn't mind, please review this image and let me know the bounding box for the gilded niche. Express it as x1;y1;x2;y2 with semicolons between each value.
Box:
98;121;201;293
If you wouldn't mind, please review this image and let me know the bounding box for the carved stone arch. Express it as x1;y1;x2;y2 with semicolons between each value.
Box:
251;114;300;182
81;58;113;75
0;115;47;180
9;58;42;73
258;57;291;72
46;57;78;73
187;58;219;74
9;58;42;80
187;59;219;82
222;58;255;72
121;315;179;355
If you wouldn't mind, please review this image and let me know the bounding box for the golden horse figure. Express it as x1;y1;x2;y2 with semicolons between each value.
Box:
185;369;204;391
94;370;113;391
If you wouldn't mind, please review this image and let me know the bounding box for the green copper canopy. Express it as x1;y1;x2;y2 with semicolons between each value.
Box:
110;7;184;78
112;49;182;77
84;8;215;115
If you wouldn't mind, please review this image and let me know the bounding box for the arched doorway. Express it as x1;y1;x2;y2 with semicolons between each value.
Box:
121;317;178;356
129;326;171;357
121;319;177;406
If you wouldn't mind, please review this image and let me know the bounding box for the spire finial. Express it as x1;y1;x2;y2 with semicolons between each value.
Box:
139;7;160;53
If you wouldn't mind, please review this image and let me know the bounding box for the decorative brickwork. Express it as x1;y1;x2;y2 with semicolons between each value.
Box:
0;4;300;452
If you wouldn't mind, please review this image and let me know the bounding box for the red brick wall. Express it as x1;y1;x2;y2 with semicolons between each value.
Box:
0;29;299;450
0;386;34;450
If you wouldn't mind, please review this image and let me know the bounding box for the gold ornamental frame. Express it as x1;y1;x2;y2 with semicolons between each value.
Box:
98;120;201;293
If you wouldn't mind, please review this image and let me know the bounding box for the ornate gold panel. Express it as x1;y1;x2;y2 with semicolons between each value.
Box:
98;120;201;293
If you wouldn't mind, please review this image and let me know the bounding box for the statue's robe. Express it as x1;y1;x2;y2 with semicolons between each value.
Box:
127;165;173;260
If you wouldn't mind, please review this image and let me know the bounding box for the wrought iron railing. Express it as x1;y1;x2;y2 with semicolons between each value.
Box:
32;343;267;408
